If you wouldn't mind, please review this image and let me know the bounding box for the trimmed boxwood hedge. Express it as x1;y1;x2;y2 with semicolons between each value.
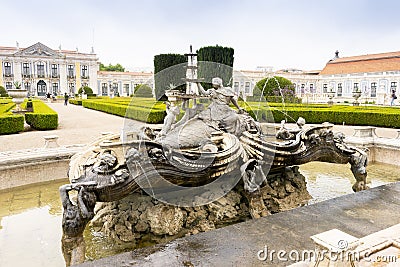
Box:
76;97;400;128
0;114;24;134
23;100;58;130
69;99;82;105
82;100;166;123
246;104;400;128
0;100;24;134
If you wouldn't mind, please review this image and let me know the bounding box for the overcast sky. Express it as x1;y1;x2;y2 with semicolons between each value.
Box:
2;0;400;71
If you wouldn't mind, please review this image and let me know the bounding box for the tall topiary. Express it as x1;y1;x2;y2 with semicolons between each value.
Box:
78;86;93;95
154;54;187;100
197;45;234;87
255;76;295;99
0;86;8;97
134;84;153;98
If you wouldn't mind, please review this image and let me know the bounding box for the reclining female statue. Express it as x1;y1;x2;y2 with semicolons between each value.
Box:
159;77;255;149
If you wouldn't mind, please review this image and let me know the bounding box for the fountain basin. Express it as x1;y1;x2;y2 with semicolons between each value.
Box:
7;89;28;112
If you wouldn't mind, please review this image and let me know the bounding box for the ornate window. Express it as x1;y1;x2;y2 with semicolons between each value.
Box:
52;83;59;95
371;82;377;97
51;64;59;78
23;63;30;77
309;84;314;93
24;82;31;94
234;82;239;94
67;65;75;78
245;82;250;94
102;83;108;96
390;81;397;92
37;62;45;78
81;65;88;78
69;83;75;94
323;84;328;93
353;83;359;91
124;84;129;95
337;83;342;96
112;83;119;94
4;62;12;77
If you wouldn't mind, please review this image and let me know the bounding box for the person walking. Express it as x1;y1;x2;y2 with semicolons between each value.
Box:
391;89;397;106
64;93;69;106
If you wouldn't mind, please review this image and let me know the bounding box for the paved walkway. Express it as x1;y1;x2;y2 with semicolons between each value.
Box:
0;101;145;152
0;101;399;152
78;182;400;267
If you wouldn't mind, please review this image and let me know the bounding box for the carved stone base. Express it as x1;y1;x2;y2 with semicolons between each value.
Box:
90;166;311;246
254;166;311;214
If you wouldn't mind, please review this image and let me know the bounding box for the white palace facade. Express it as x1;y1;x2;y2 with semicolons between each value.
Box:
0;42;98;96
2;42;400;104
0;42;154;98
234;50;400;105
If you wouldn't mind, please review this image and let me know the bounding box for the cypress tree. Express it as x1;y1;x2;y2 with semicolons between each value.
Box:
197;45;234;87
154;54;187;100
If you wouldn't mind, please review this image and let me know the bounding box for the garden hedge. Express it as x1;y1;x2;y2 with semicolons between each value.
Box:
246;104;400;128
82;100;166;123
74;97;400;128
0;114;24;134
23;100;58;130
69;99;82;105
0;100;24;134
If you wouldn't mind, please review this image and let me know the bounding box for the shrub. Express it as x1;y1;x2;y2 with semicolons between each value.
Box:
256;104;400;128
69;99;82;105
197;45;234;87
0;86;8;97
0;114;24;134
23;100;58;130
134;84;153;98
255;76;295;99
82;99;166;123
78;86;94;95
154;53;187;100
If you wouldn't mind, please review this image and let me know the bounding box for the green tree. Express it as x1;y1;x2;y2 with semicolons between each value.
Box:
197;45;234;87
255;76;299;102
0;86;8;97
78;86;93;95
134;84;153;98
99;63;125;72
154;54;187;100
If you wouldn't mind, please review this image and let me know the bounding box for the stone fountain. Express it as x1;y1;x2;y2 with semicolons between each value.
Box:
8;81;28;113
352;87;362;106
59;55;369;266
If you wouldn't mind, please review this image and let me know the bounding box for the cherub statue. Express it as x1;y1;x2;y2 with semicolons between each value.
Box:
159;101;180;137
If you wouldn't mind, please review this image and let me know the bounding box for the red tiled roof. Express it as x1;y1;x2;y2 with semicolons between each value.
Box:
320;51;400;75
97;71;153;76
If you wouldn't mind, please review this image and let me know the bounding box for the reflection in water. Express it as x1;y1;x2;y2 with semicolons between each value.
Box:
0;163;399;266
300;162;400;204
0;179;66;267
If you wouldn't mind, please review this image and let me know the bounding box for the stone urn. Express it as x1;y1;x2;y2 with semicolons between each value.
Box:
8;82;28;112
352;90;361;106
327;87;335;105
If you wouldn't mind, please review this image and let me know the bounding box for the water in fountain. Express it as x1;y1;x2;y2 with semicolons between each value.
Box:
254;74;297;124
1;162;398;265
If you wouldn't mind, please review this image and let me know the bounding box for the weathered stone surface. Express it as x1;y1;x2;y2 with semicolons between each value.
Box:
77;182;400;267
90;166;310;246
143;204;185;236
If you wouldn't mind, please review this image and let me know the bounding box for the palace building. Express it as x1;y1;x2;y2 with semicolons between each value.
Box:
0;42;98;96
233;50;400;104
2;42;400;105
